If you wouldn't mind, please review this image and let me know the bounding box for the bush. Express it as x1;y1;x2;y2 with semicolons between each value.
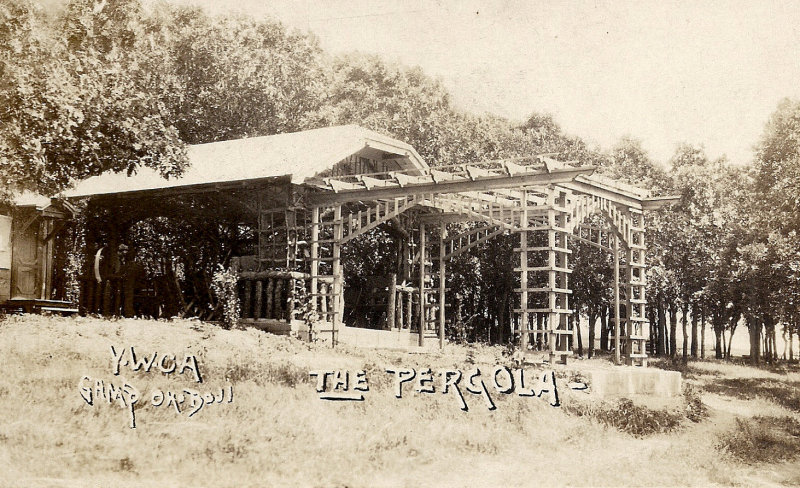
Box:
649;358;699;377
718;416;800;464
683;384;708;423
564;398;683;437
211;264;240;329
223;361;309;387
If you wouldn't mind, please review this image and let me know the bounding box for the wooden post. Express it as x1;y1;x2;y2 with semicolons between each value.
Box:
93;277;102;314
82;217;97;313
547;190;557;364
287;277;296;323
320;282;328;321
274;279;284;320
396;288;404;329
405;288;412;330
310;206;319;315
519;189;528;350
439;221;446;349
332;205;343;345
113;278;123;316
243;279;253;320
613;233;621;365
265;278;274;318
419;221;426;347
254;279;263;319
122;264;136;318
102;227;119;316
84;277;94;313
387;273;397;330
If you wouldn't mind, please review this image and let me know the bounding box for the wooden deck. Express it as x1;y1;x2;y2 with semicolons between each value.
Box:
1;298;79;315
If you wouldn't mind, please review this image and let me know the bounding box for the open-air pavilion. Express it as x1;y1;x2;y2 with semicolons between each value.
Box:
67;125;675;365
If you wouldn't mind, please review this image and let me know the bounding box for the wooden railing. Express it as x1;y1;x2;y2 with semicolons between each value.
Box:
238;270;334;323
385;273;419;331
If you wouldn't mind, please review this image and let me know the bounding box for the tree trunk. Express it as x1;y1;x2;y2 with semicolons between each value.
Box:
498;292;508;344
748;316;760;365
700;305;706;359
782;326;788;361
690;303;698;358
722;328;727;357
669;303;678;359
771;322;778;362
648;305;657;355
600;304;609;352
682;303;689;362
772;323;778;362
588;307;597;359
725;327;733;359
726;314;738;360
761;315;776;363
575;308;583;357
713;312;723;359
657;299;667;356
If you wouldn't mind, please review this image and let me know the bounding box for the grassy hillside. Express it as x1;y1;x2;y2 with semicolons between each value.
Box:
0;315;798;487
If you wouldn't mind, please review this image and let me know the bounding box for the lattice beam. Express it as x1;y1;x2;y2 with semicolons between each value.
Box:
308;166;595;204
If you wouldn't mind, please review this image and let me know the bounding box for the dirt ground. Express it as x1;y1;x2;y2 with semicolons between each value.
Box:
0;314;798;487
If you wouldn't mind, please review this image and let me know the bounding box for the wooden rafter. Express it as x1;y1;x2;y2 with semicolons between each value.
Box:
307;166;596;204
340;197;420;244
444;225;505;259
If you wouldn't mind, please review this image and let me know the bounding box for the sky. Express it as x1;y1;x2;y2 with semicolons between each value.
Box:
160;1;800;166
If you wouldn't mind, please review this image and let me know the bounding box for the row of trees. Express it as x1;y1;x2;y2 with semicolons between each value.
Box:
2;0;798;363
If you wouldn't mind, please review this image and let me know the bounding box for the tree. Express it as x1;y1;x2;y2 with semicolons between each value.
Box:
605;136;669;188
0;0;187;200
569;215;613;358
148;4;327;144
741;98;800;363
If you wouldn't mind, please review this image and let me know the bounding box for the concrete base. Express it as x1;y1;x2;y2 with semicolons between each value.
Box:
586;368;682;398
241;319;311;341
241;319;441;351
336;326;440;350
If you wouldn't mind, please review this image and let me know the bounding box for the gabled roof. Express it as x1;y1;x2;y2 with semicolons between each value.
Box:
65;125;429;198
11;191;52;209
6;192;75;219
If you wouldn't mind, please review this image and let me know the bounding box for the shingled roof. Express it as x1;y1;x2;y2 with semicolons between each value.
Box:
66;125;429;198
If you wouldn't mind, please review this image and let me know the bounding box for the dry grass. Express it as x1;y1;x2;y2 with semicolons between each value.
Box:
704;377;800;413
0;315;798;487
717;416;800;464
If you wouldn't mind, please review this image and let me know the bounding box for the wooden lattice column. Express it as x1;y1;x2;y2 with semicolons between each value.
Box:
438;221;446;349
309;206;319;316
332;205;343;344
613;233;622;365
515;188;573;363
516;189;530;350
418;220;426;347
626;209;648;366
546;189;572;364
306;205;337;342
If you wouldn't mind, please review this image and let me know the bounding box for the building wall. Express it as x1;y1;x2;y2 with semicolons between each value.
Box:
0;215;11;302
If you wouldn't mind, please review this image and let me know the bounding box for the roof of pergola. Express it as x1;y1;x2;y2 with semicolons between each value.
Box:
65;125;428;199
61;125;675;217
305;154;672;212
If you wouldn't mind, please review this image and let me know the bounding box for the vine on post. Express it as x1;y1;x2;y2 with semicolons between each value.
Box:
211;264;240;329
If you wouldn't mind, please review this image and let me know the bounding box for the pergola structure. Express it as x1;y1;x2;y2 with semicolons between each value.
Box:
66;125;676;366
303;155;674;366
